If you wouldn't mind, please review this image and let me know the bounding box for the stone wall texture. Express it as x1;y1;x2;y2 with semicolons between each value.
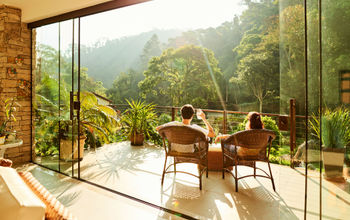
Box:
0;5;33;164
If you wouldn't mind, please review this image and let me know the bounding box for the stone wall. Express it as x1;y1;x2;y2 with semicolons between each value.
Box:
0;5;33;164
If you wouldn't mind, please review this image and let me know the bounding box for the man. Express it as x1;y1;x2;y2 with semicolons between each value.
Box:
157;104;215;152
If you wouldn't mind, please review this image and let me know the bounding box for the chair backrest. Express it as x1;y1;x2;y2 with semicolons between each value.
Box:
224;129;276;150
158;124;207;145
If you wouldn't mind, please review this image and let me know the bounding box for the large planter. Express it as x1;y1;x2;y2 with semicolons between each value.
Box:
322;147;345;180
345;145;350;176
130;133;144;146
59;137;86;161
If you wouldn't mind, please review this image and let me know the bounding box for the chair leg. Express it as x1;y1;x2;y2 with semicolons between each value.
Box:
235;160;238;192
222;154;225;179
254;162;256;178
199;175;202;190
206;157;208;178
161;156;168;185
267;161;276;191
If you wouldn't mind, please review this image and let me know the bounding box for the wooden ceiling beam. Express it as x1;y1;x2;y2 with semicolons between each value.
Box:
28;0;150;28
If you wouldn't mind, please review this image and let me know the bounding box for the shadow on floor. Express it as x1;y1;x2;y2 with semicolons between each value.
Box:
25;165;82;208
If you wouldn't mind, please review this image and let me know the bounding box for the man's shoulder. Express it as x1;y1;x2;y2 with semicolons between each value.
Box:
161;121;183;127
157;121;182;130
189;124;209;136
157;122;207;135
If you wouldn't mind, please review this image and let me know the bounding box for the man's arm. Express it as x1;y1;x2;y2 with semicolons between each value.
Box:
197;111;215;138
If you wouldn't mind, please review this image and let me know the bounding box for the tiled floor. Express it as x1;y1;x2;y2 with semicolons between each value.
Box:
22;141;350;220
17;164;181;220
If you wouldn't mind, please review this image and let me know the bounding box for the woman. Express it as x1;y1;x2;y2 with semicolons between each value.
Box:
245;111;264;130
215;111;264;143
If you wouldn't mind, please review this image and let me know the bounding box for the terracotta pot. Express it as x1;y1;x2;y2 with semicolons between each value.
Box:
322;147;345;180
344;158;350;177
59;137;85;161
130;133;144;146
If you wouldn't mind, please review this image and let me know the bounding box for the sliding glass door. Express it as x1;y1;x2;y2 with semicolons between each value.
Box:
33;19;81;178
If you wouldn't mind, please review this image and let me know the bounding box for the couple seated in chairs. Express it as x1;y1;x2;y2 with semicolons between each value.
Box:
157;104;276;192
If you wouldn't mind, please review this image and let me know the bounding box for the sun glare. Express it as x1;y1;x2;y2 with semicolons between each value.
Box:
80;0;245;45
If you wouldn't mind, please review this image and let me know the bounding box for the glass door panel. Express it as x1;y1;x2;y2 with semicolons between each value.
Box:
33;19;80;178
320;0;350;219
306;0;321;218
58;19;76;177
72;18;81;179
33;23;60;171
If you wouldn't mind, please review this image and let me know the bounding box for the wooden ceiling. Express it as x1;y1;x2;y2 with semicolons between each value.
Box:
2;0;113;23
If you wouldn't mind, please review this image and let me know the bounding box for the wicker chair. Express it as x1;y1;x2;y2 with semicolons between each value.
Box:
221;129;276;192
158;125;209;190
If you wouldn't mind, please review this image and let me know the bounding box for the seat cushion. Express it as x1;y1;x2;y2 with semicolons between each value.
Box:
0;167;46;220
171;143;195;153
223;144;265;166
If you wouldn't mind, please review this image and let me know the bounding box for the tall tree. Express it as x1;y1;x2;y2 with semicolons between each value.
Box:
139;45;223;108
279;4;305;114
140;34;162;69
232;2;280;112
106;69;143;104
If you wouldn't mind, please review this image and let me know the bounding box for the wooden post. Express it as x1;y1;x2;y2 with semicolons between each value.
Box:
289;98;296;168
171;107;176;121
223;110;227;134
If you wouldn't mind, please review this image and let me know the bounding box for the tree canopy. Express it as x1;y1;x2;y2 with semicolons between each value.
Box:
139;45;223;107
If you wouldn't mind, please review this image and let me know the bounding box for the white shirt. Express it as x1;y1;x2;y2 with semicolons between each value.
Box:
159;121;208;153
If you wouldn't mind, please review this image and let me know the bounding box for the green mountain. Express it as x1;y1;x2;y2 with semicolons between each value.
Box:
80;29;182;88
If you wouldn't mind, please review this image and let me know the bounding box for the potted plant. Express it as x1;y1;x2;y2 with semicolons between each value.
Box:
345;145;350;176
310;108;350;180
59;92;119;160
0;98;18;145
121;99;157;146
79;92;119;149
59;120;81;161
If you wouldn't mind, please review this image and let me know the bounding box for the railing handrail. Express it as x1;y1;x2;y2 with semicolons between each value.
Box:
110;100;301;168
109;103;299;118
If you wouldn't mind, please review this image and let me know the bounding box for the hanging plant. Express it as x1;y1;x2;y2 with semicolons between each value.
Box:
6;67;17;77
15;56;24;65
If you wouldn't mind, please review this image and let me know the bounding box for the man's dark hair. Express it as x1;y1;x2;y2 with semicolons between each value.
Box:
181;104;195;119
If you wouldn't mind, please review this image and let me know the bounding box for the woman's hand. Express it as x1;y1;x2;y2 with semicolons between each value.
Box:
215;134;230;144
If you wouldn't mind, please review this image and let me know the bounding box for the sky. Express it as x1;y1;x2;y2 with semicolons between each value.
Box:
36;0;246;49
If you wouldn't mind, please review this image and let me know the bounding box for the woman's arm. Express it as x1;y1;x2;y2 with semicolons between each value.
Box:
214;134;230;143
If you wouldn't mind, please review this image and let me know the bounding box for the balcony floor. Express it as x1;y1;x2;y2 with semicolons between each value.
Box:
19;141;350;219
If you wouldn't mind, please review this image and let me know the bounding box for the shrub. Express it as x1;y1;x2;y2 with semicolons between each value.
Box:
158;113;172;125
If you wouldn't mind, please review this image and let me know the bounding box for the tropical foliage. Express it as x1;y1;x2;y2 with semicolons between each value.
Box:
120;100;158;142
0;98;19;136
79;91;119;147
34;91;119;156
310;108;350;149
